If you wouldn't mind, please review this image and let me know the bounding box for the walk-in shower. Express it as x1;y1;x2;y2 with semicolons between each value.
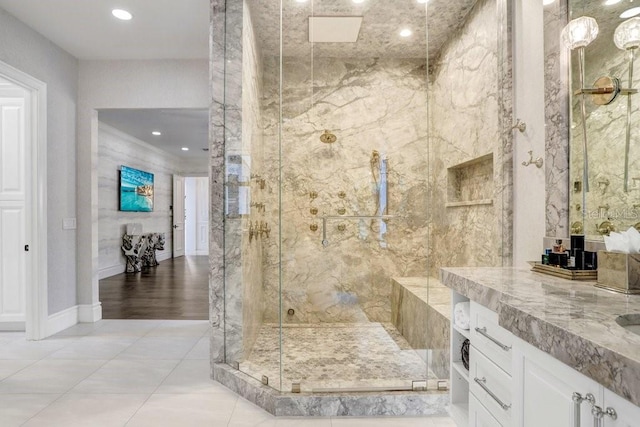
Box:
210;0;512;414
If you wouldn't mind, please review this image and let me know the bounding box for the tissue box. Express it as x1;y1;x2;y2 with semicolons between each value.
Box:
596;251;640;294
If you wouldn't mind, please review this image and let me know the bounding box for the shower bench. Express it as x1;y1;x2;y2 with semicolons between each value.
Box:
391;277;451;379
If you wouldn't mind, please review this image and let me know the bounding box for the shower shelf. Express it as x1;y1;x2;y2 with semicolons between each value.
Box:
447;153;494;207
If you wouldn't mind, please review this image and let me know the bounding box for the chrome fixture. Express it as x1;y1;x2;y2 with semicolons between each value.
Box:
615;18;640;192
522;150;543;168
562;16;599;192
511;118;527;133
474;377;511;410
474;327;511;351
572;392;596;427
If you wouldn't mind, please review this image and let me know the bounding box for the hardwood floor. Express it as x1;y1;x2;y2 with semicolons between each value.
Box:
99;256;209;320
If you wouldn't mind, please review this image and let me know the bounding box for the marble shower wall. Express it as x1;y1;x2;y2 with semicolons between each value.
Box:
544;0;570;238
260;57;430;324
97;123;188;277
221;0;266;364
428;0;507;276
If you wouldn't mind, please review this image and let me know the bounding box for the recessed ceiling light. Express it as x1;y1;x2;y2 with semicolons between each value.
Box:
111;9;133;21
352;0;365;4
417;0;428;3
152;131;161;136
400;28;412;37
181;147;189;151
543;0;556;5
605;0;622;5
296;0;308;3
621;7;640;18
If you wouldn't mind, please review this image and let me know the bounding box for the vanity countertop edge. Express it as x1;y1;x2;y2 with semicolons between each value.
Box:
440;266;640;407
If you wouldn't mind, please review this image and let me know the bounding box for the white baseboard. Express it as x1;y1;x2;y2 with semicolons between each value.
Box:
157;252;172;262
0;321;26;331
79;303;102;323
46;305;78;336
99;264;125;280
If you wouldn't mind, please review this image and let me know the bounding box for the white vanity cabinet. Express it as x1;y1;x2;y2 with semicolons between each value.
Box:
449;292;640;427
602;389;640;427
515;338;640;427
514;334;601;427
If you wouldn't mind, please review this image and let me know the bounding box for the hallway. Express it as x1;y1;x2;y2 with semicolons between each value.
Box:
99;256;208;320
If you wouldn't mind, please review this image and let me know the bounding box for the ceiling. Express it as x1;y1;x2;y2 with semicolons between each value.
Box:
247;0;478;61
0;0;210;60
98;109;209;160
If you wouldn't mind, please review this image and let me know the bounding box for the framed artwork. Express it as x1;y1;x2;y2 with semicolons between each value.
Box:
120;165;154;212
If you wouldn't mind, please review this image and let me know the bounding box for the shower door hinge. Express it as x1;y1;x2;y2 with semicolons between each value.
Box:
412;380;427;391
261;375;269;386
291;382;301;393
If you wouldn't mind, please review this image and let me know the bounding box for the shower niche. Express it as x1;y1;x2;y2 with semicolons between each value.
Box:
446;153;495;208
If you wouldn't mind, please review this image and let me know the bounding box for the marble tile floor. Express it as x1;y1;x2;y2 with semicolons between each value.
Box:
239;323;432;393
0;320;455;426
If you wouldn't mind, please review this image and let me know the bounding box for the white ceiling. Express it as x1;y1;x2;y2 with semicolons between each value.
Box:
98;109;209;160
0;0;210;159
0;0;210;60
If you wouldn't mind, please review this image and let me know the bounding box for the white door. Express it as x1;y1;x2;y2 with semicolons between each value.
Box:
195;177;209;254
173;175;185;257
0;82;29;330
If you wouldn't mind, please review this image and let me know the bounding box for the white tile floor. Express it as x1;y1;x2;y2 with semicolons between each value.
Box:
0;320;456;426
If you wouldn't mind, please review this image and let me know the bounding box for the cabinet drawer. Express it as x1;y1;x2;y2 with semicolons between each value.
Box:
470;302;513;375
470;345;512;427
470;393;503;427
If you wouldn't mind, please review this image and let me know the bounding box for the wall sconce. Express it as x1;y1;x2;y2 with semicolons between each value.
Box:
563;17;640;193
562;16;599;193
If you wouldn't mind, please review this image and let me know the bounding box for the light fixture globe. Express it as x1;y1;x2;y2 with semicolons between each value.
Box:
615;18;640;50
561;16;599;50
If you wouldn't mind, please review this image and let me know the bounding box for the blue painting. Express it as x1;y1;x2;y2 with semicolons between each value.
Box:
120;166;154;212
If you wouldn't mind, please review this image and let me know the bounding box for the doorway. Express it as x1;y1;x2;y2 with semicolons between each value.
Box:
184;176;209;256
0;61;48;339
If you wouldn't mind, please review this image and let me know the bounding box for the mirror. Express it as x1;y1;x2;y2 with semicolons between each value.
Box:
568;0;640;240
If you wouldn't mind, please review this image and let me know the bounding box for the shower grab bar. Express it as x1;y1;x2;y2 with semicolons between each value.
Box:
321;215;400;247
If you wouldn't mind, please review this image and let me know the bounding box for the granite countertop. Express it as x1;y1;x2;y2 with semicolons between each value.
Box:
440;267;640;407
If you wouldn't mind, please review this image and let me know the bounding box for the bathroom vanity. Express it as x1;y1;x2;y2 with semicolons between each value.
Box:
441;267;640;426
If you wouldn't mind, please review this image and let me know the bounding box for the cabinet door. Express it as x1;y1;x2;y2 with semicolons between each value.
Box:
470;393;503;427
520;348;601;427
603;389;640;427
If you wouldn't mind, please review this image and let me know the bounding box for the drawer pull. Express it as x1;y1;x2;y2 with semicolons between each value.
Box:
474;377;511;411
475;327;512;351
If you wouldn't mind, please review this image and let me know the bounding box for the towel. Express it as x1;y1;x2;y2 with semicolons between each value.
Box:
454;301;470;330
